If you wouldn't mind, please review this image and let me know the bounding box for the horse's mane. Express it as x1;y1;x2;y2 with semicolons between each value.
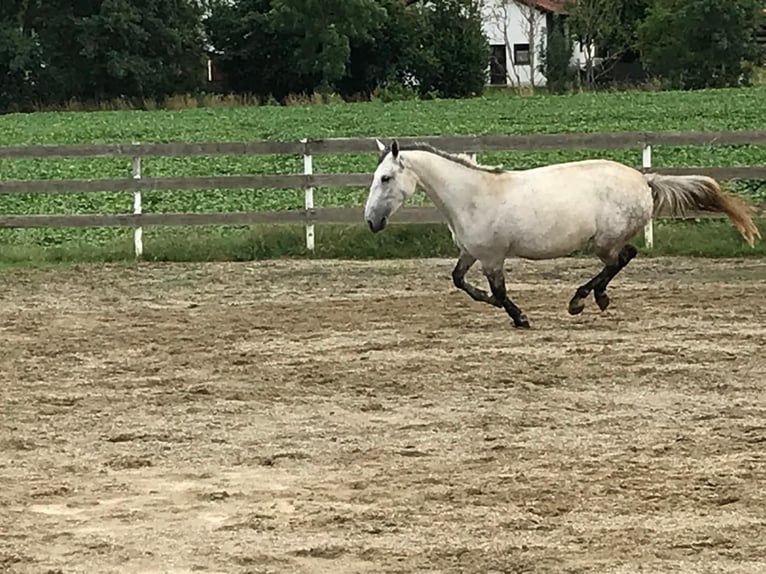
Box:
378;142;506;174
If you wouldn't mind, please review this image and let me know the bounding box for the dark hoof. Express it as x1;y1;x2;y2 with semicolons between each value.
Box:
568;298;585;316
513;314;531;329
595;291;610;311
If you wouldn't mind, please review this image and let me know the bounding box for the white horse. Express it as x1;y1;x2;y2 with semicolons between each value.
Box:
364;139;760;328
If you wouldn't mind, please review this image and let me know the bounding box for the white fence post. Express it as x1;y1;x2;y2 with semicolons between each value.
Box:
301;138;315;251
132;153;143;258
642;143;654;249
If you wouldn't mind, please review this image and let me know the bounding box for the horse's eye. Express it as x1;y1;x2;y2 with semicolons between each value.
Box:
381;175;392;184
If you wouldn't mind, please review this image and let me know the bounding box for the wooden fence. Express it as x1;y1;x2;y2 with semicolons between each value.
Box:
1;129;766;256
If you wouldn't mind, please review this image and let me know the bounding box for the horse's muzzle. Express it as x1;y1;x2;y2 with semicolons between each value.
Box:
367;216;387;233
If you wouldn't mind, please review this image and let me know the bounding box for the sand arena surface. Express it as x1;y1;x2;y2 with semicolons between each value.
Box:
1;257;765;573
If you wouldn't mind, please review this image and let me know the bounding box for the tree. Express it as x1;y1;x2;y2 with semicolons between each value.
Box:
538;13;575;94
339;0;426;98
206;0;385;99
2;0;207;107
75;0;207;101
602;0;648;62
516;1;546;89
0;0;46;112
638;0;763;90
28;0;90;104
565;0;622;89
414;0;490;98
269;0;385;93
205;0;304;99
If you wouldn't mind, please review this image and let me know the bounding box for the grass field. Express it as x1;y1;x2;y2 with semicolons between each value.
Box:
1;86;766;262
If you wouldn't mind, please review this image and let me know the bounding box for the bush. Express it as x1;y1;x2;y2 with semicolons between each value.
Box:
206;0;385;102
413;0;490;99
539;18;576;94
638;0;764;90
371;79;421;103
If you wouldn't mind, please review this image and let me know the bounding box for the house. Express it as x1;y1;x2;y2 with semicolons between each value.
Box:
482;0;588;87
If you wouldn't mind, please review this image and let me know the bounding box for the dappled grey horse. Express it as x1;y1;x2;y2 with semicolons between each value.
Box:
364;139;760;328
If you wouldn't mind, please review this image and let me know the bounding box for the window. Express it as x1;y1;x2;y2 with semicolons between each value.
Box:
489;44;507;85
513;43;531;66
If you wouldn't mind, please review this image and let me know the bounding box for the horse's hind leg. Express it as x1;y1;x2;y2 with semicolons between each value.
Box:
452;251;502;308
484;267;530;329
592;244;638;311
568;244;637;315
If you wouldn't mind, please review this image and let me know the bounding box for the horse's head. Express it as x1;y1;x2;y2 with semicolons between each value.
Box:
364;139;418;233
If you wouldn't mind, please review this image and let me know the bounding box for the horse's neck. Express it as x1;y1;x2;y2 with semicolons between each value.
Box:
406;151;482;219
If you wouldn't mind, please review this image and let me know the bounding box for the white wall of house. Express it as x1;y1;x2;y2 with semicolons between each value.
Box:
481;0;548;86
481;0;589;87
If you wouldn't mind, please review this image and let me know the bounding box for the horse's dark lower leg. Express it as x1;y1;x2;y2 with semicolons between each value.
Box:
485;268;530;328
592;245;638;311
452;252;502;308
568;244;638;315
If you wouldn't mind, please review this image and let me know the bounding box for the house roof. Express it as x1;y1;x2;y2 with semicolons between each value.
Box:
518;0;571;14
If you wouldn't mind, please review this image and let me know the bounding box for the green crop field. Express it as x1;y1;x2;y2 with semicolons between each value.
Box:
1;86;766;263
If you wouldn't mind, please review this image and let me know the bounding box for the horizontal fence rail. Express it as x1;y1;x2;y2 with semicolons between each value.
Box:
1;129;766;255
3;129;766;159
1;205;764;230
3;168;766;196
0;174;375;195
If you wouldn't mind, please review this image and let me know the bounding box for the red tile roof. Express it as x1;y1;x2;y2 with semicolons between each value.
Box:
517;0;571;14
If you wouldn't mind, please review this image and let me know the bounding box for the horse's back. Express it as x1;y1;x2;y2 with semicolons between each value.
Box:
499;159;652;259
519;158;642;179
514;158;649;200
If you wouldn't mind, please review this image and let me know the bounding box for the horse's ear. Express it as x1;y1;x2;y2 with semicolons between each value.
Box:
391;140;399;159
375;138;386;152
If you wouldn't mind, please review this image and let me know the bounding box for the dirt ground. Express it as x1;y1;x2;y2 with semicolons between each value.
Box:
1;256;765;574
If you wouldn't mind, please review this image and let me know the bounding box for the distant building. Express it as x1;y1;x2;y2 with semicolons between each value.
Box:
482;0;589;87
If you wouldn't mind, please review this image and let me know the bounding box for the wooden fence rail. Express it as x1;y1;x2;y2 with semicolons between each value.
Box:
1;129;766;256
3;129;766;159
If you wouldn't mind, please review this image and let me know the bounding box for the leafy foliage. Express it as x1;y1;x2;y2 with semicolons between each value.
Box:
566;0;624;88
597;0;649;62
412;0;490;98
638;0;764;90
75;0;207;101
204;0;300;99
339;0;426;98
0;0;206;110
206;0;489;101
0;28;41;111
2;0;764;111
270;0;385;93
539;15;575;95
0;87;765;256
205;0;387;100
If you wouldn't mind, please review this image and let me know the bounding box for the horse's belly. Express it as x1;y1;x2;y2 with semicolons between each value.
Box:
507;219;596;260
511;240;583;260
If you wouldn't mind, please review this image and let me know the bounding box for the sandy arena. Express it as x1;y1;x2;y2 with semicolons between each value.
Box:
1;256;765;574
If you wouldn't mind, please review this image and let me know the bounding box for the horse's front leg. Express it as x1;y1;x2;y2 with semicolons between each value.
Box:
452;251;501;308
484;267;531;329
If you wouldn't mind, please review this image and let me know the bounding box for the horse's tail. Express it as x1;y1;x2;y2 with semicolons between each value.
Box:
644;173;761;247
